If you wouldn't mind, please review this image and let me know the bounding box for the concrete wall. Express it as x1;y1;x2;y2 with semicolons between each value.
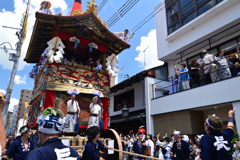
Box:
155;0;240;60
110;80;145;117
203;106;232;122
189;110;204;134
153;110;192;136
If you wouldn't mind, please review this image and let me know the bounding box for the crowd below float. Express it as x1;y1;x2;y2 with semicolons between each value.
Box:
1;98;240;160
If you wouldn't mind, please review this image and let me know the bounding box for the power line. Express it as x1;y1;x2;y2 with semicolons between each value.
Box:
98;0;108;13
106;0;131;24
131;4;163;33
107;0;139;27
107;0;140;28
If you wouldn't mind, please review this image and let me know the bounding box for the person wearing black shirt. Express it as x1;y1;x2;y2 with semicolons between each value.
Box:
190;60;200;87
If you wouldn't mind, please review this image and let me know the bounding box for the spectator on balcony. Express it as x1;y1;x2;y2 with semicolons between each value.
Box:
213;50;232;80
203;49;220;82
235;62;240;75
175;63;190;90
229;54;240;76
95;59;102;70
190;59;201;87
168;74;179;94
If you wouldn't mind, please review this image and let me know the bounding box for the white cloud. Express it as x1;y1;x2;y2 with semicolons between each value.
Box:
0;0;68;70
14;75;27;85
0;89;6;94
9;98;19;112
135;29;164;70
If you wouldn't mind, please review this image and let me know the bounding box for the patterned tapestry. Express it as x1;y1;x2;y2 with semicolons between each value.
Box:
47;63;109;97
54;91;93;127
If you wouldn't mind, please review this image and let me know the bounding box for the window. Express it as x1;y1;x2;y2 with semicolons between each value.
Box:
198;0;215;16
165;0;221;35
168;23;180;34
182;12;196;26
220;40;238;52
180;0;194;17
27;92;29;94
26;96;29;98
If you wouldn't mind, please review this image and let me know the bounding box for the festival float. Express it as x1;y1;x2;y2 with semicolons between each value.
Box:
24;0;130;159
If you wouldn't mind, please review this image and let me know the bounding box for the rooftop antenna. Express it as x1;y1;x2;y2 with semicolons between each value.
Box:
120;65;125;77
143;45;150;70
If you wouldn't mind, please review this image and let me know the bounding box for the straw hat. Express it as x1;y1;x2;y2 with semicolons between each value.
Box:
41;1;51;9
236;141;240;148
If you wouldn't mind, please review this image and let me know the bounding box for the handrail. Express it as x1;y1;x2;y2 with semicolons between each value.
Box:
152;57;239;99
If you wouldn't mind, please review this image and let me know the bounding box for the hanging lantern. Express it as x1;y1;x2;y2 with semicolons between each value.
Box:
122;105;129;118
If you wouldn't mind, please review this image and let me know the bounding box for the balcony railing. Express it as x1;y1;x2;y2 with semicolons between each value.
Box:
152;58;239;99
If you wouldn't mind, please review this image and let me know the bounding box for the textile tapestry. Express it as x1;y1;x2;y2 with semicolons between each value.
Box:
54;92;93;127
47;63;109;96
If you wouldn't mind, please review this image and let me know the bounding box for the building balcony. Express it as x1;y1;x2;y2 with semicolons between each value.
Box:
150;74;240;116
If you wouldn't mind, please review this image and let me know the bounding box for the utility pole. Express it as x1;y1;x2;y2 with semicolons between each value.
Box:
2;0;31;126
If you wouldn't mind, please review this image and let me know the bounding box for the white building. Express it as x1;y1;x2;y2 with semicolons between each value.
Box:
145;0;240;136
109;65;168;132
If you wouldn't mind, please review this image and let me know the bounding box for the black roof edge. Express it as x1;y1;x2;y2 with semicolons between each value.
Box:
110;63;167;93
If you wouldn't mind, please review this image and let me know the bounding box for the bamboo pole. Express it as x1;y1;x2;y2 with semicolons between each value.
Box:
112;148;164;160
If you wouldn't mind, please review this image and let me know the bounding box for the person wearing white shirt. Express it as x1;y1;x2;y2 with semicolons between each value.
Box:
145;134;155;159
114;29;135;44
161;137;172;160
63;93;80;133
39;1;53;15
95;59;102;70
88;96;102;128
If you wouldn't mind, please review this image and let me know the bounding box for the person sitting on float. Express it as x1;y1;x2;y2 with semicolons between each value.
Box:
39;1;62;16
95;59;102;70
114;29;135;43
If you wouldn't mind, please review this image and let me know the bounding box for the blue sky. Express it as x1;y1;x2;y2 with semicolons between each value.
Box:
0;0;162;111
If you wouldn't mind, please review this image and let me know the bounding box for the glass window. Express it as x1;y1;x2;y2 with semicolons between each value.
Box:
182;12;196;26
26;96;29;98
208;47;218;54
198;0;215;15
168;22;180;34
217;0;223;3
220;40;238;52
165;0;176;7
180;0;194;16
197;0;208;5
166;2;179;26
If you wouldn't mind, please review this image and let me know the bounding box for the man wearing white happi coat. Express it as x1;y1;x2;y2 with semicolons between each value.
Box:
63;93;80;133
88;96;102;128
203;49;220;82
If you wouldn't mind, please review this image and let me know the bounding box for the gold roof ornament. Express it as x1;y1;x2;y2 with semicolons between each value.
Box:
84;0;98;15
84;0;108;28
72;9;82;16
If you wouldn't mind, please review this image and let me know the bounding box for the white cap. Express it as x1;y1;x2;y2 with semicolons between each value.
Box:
182;135;189;143
173;131;181;137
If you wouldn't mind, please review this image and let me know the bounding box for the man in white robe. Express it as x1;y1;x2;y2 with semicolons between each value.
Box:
203;50;220;82
88;96;102;128
114;29;135;43
63;93;80;134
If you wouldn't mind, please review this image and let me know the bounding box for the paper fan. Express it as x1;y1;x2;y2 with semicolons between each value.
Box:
93;90;104;98
67;88;80;95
